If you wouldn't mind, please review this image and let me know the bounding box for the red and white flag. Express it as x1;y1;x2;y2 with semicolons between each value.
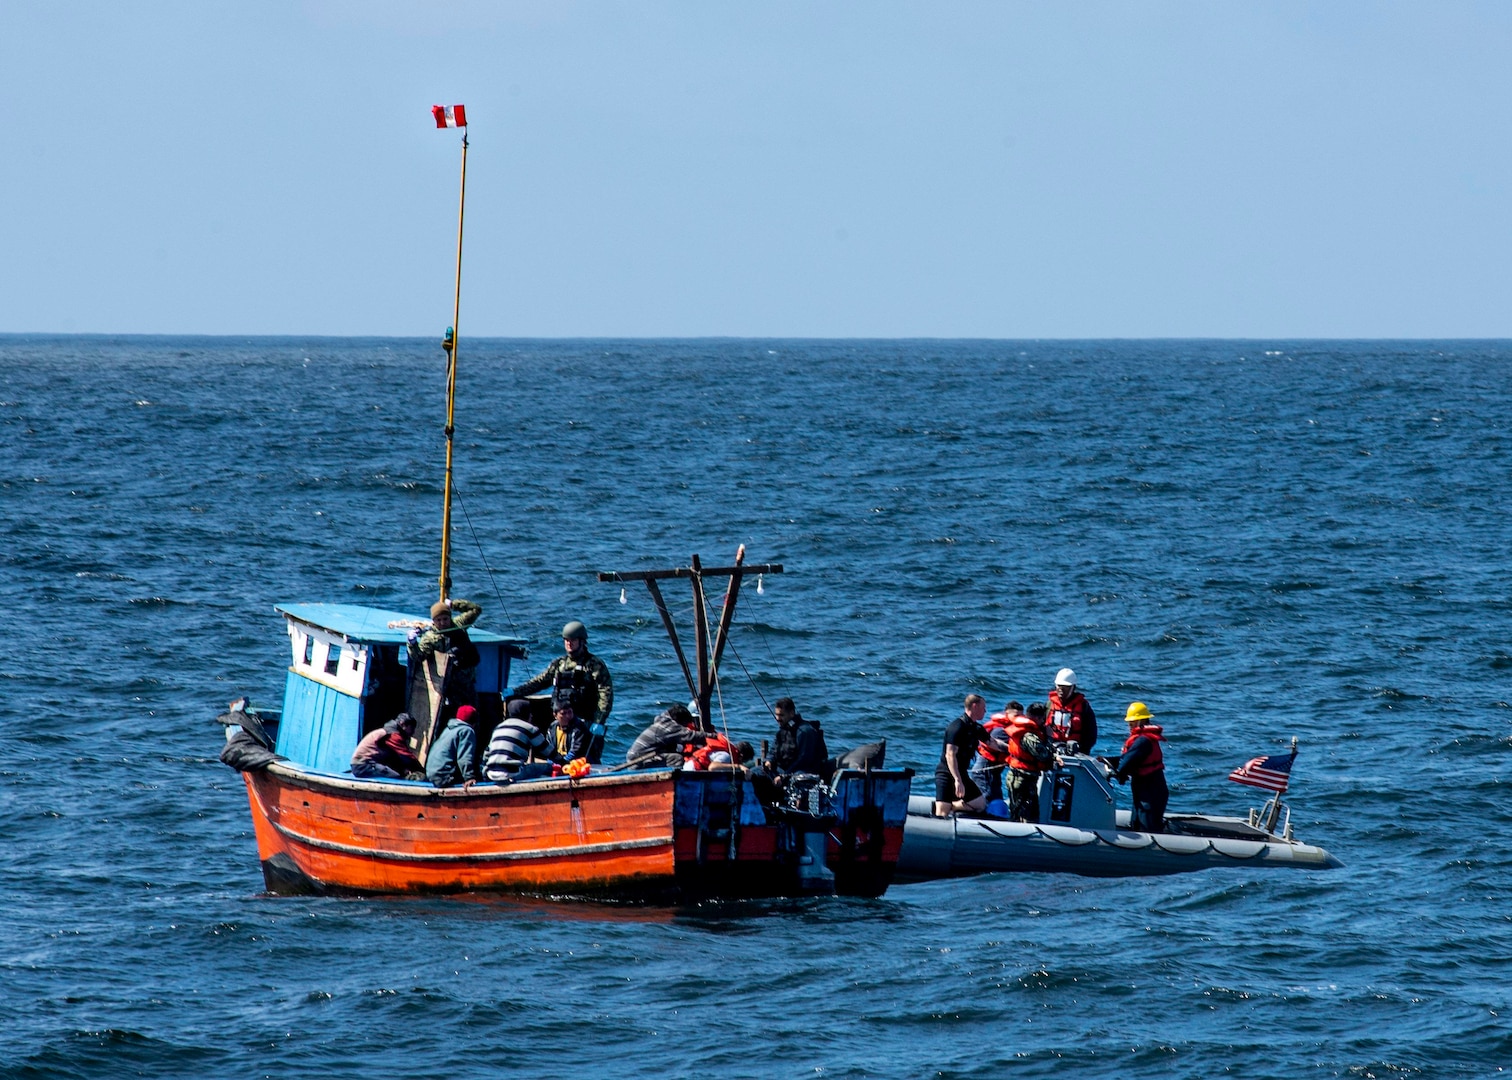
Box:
432;104;467;129
1227;752;1294;794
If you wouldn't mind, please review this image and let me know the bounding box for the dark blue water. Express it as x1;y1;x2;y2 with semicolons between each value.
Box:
2;336;1509;1078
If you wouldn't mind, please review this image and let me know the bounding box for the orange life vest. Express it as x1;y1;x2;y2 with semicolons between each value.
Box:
978;713;1013;766
1047;689;1091;747
1007;716;1048;772
1121;724;1164;777
689;733;732;770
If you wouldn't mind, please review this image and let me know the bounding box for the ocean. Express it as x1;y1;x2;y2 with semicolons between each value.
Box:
1;336;1508;1078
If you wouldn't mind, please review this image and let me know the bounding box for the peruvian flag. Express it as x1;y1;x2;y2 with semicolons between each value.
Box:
432;104;467;129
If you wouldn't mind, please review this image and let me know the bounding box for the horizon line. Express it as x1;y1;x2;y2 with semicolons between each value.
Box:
3;331;1511;344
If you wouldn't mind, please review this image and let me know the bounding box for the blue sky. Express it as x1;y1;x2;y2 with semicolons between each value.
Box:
3;2;1509;337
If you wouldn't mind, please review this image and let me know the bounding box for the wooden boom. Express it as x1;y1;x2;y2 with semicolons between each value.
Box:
598;548;784;729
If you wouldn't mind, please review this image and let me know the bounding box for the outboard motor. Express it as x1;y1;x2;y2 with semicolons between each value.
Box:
797;831;835;893
783;773;836;894
784;773;833;816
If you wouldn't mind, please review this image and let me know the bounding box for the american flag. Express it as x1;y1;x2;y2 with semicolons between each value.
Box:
1228;752;1294;794
432;104;467;128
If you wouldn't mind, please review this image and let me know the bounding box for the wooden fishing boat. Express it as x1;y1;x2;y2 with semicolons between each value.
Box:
220;110;912;901
230;600;910;900
245;762;909;900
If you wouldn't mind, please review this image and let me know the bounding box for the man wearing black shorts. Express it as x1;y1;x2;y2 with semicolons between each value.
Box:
934;693;990;817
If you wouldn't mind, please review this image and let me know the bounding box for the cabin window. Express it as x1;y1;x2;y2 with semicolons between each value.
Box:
325;643;343;675
302;635;315;666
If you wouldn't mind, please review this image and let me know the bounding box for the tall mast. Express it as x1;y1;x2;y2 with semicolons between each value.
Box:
438;130;468;602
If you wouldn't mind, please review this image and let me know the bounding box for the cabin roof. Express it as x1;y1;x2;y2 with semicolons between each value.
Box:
275;602;528;646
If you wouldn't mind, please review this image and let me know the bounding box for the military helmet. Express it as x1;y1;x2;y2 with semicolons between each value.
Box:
562;620;587;641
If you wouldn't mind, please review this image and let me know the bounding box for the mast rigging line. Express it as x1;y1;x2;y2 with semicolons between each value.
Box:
450;482;519;638
694;583;734;749
703;583;786;722
718;634;775;721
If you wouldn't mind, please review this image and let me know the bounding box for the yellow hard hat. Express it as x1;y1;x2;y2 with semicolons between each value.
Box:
1124;701;1153;723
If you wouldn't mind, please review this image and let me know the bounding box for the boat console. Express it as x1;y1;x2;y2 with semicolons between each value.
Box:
1036;755;1117;830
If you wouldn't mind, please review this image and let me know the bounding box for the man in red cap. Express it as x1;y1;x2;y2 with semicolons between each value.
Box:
425;703;479;788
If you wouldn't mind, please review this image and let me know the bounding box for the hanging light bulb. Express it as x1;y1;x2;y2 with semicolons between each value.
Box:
619;587;627;604
756;574;764;595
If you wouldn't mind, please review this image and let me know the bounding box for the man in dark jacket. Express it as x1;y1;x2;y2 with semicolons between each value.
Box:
1111;701;1168;832
545;694;591;766
414;597;483;712
426;704;479;788
626;703;707;769
513;621;614;764
771;697;828;774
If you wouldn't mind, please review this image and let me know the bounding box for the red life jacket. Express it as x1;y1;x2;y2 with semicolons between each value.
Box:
1047;690;1091;747
689;734;732;770
1006;716;1048;772
1121;724;1164;777
978;713;1013;766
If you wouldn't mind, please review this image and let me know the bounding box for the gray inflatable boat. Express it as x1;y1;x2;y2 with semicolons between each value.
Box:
896;756;1341;881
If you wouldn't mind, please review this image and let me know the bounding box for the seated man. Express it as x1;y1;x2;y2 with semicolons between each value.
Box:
351;714;423;779
426;704;479;788
546;693;591;766
625;703;707;769
484;698;548;781
770;697;829;774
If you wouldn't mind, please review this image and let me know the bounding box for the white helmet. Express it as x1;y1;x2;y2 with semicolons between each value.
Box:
1054;668;1076;688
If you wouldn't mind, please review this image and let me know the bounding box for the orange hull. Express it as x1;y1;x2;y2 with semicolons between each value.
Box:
244;763;910;899
246;764;688;896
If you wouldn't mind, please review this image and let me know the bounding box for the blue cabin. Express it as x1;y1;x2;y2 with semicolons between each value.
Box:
271;603;529;774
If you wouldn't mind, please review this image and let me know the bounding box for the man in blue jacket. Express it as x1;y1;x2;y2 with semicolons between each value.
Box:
426;704;479;788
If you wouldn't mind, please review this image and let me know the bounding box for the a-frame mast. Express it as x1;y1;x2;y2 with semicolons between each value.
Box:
598;547;783;729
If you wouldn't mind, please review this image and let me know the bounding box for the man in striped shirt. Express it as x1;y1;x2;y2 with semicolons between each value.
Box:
484;698;549;782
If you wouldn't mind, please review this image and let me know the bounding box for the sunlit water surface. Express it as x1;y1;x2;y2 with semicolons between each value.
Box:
2;337;1509;1078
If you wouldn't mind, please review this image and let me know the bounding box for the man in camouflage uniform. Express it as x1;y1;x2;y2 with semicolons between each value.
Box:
512;620;613;764
413;597;483;713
